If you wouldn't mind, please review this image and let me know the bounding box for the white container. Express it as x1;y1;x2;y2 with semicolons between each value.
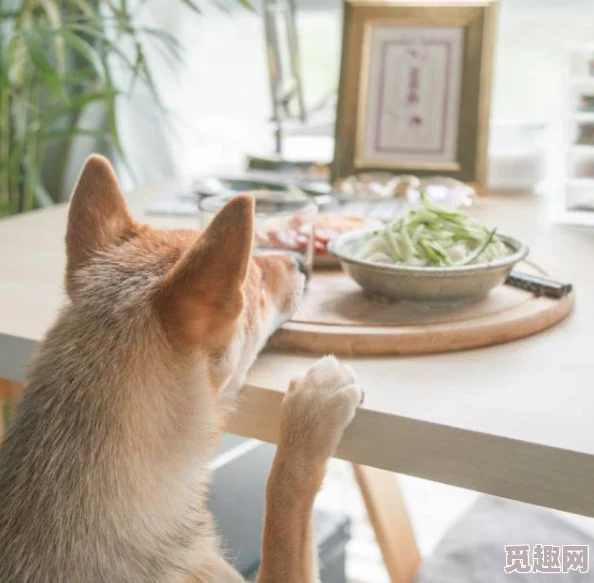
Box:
487;121;547;192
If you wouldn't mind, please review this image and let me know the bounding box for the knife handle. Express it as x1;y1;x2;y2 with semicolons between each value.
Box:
505;271;573;299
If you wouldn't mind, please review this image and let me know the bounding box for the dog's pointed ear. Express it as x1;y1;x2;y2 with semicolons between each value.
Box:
66;155;135;277
157;195;254;346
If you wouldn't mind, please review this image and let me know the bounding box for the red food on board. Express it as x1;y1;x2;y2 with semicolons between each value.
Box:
257;214;373;257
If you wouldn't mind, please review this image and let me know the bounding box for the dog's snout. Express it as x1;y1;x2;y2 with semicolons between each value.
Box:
295;255;310;283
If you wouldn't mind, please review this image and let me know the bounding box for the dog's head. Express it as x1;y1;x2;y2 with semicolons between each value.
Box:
65;155;306;406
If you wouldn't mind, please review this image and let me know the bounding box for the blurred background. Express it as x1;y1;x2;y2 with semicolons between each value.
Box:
116;0;594;190
4;0;594;205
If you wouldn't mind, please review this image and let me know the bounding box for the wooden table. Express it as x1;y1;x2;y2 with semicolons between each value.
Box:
1;183;594;524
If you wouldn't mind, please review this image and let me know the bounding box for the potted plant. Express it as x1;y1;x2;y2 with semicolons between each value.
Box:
0;0;250;217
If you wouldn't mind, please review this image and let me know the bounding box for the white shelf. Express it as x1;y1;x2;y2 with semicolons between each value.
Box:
554;209;594;227
569;76;594;86
562;46;594;226
568;144;594;153
566;42;594;51
566;177;594;186
570;112;594;122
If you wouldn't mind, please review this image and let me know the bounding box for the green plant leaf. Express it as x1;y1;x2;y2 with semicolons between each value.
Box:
39;0;67;75
42;88;120;125
210;0;254;11
105;0;126;20
22;157;55;209
32;128;112;141
178;0;203;14
129;41;165;110
0;201;17;218
62;0;102;23
55;29;105;79
139;27;183;59
23;29;68;104
62;23;148;76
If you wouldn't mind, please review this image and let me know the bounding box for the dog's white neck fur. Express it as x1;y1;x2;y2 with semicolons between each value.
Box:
218;296;290;410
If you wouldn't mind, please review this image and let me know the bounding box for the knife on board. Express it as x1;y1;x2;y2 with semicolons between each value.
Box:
505;271;573;299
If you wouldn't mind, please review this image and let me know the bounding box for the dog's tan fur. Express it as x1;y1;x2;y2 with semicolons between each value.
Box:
0;155;362;582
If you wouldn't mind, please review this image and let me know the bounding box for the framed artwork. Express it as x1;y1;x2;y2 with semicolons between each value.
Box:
333;0;498;188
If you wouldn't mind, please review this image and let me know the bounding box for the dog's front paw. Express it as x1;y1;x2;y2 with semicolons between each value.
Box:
279;356;364;463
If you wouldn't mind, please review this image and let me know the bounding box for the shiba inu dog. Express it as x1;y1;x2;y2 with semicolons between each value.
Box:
0;155;363;582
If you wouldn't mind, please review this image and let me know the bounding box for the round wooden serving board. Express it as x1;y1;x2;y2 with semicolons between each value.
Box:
268;261;574;356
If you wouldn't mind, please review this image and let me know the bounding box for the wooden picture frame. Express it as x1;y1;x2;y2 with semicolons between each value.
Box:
333;0;498;189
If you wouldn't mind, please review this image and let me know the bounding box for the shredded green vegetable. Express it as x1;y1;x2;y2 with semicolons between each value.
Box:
357;195;512;267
